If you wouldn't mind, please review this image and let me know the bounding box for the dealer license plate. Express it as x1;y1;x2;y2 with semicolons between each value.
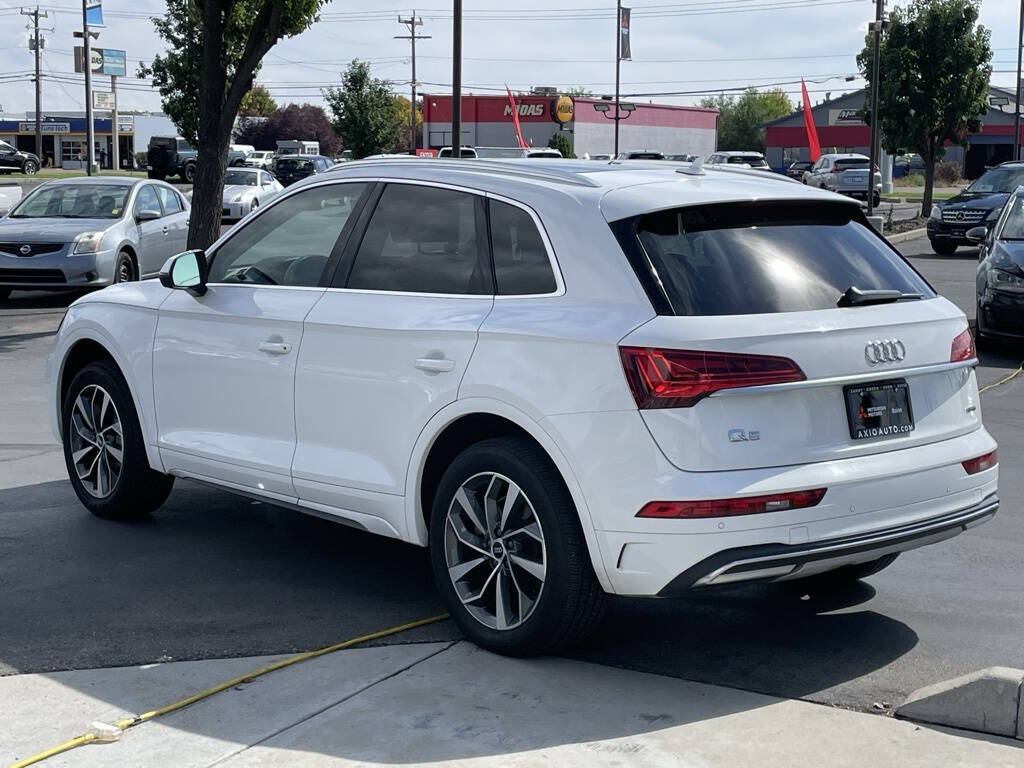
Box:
844;379;914;440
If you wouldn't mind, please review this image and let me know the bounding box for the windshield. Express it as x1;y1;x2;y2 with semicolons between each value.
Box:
224;170;258;186
11;184;129;219
615;201;933;316
0;140;15;152
968;167;1024;195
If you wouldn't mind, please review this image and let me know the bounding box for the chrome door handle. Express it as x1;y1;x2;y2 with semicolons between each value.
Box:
258;341;292;355
414;357;455;373
161;226;169;235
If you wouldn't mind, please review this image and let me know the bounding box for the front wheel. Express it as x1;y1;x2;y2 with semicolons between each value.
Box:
22;160;38;175
62;361;174;518
931;239;957;256
429;437;605;656
113;251;136;283
0;287;11;302
250;198;259;213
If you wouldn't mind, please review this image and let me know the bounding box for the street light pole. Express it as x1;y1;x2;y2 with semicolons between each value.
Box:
867;0;884;215
81;0;94;176
451;0;462;158
614;0;621;157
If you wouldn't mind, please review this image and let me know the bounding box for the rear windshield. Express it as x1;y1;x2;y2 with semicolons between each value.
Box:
728;155;767;167
276;158;311;170
835;158;870;171
613;202;934;316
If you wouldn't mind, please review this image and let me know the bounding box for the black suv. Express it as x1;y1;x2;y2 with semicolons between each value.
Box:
928;161;1024;255
272;155;333;186
0;140;40;175
147;136;247;183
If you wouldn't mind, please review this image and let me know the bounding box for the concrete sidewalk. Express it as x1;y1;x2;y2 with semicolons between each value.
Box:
2;642;1021;768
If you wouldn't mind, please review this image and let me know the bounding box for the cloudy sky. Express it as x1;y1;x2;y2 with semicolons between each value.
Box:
0;0;1019;117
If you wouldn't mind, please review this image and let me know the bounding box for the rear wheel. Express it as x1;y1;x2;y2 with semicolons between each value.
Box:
182;162;196;184
787;554;899;593
931;239;957;256
22;159;38;175
62;361;174;519
429;437;605;656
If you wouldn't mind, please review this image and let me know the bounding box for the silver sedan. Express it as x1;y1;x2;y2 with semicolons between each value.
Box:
220;167;283;220
0;176;190;299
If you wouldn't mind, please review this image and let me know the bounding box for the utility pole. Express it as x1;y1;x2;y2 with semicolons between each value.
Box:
396;11;430;154
80;0;95;176
21;6;48;159
867;0;884;216
614;0;621;157
1014;0;1023;162
451;0;462;158
111;74;118;170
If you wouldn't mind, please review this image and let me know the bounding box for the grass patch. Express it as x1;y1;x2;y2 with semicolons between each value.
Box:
0;169;148;181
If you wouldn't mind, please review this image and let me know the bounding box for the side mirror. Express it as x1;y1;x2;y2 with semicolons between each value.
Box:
159;250;208;296
965;226;987;244
136;209;161;222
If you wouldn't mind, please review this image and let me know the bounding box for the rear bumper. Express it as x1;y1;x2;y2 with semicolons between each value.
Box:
657;492;997;594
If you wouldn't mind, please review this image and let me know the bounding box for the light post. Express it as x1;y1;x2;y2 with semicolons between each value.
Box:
594;99;635;157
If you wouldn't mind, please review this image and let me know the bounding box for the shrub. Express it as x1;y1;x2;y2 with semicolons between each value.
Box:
933;160;962;185
547;133;574;158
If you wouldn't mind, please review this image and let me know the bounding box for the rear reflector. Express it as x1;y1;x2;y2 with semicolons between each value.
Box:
962;450;997;475
950;328;976;363
637;489;827;519
619;347;806;409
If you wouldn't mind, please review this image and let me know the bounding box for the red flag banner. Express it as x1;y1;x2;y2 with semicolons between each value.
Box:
801;79;821;162
506;85;528;149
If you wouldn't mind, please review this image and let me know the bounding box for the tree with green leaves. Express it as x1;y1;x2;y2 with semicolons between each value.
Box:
235;103;341;155
393;95;422;154
143;0;326;249
239;85;277;118
700;88;792;152
323;61;403;159
857;0;991;216
547;132;574;158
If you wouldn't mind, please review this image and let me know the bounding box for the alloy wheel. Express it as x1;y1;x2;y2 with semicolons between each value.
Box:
444;472;546;631
68;384;124;498
116;256;133;283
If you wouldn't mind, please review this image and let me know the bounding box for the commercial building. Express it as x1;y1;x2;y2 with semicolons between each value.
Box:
764;85;1023;178
421;93;717;158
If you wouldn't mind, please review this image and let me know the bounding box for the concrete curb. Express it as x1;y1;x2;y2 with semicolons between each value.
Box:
895;667;1024;740
886;227;927;244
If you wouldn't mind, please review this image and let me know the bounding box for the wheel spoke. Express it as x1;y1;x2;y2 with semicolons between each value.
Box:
460;561;501;605
483;474;502;534
77;450;100;483
74;394;94;432
72;414;98;446
507;563;533;620
510;553;545;582
449;556;487;583
105;443;123;463
101;420;122;439
98;389;111;428
455;487;488;536
72;444;97;464
494;569;510;630
447;517;491;559
498;481;521;533
504;522;543;543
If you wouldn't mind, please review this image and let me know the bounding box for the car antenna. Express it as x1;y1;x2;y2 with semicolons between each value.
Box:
677;156;705;177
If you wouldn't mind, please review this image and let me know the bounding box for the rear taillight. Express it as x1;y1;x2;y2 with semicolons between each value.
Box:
962;450;997;475
619;347;805;409
950;328;976;362
637;489;827;519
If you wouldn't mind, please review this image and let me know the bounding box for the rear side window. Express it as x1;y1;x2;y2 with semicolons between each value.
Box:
156;186;182;214
346;184;490;294
614;202;934;316
489;200;556;295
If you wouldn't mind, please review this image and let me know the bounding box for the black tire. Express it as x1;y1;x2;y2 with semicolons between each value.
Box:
113;251;136;284
429;437;606;656
62;361;174;519
0;287;11;302
182;162;196;184
250;198;259;213
788;553;899;593
931;239;957;256
22;159;38;175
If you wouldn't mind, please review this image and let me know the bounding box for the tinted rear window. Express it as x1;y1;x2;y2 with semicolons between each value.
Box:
728;155;767;167
835;158;869;171
613;202;933;316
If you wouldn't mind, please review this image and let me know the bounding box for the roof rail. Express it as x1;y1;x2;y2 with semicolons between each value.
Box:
702;164;801;185
328;158;602;188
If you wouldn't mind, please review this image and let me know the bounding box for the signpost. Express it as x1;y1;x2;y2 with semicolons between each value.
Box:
74;41;126;171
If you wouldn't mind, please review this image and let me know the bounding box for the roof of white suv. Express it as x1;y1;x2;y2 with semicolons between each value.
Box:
317;158;856;220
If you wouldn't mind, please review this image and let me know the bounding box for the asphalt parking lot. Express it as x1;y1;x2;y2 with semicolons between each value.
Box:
0;233;1021;717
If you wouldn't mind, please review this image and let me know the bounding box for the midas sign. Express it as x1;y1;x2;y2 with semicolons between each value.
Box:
551;95;574;125
505;103;545;117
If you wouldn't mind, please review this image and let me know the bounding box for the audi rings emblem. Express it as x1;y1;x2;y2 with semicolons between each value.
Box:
865;339;906;365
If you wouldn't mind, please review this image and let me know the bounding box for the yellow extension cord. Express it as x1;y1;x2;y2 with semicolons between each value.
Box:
978;359;1024;394
9;613;449;768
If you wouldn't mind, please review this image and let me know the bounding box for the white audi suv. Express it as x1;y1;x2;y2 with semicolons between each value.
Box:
47;159;998;655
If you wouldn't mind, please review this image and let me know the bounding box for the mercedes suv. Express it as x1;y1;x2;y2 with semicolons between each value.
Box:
928;161;1024;255
47;159;998;655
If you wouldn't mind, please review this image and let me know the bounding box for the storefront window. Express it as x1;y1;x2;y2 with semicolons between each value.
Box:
61;140;84;163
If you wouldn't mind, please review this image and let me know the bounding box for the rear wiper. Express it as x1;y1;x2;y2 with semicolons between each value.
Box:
837;286;923;307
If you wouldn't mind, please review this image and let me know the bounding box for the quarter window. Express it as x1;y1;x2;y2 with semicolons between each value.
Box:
489;200;556;295
207;183;366;287
345;184;490;295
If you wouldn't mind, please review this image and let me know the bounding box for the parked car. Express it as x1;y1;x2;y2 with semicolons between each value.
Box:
706;151;771;170
785;160;814;181
272;154;334;186
617;150;665;160
973;186;1024;343
0;140;41;175
805;153;881;205
474;147;563;159
438;147;479;158
927;161;1024;255
0;177;189;300
666;154;698;162
894;153;925;179
244;151;276;170
47;159;997;655
146;136;247;183
220;167;284;220
587;153;613;161
0;181;23;214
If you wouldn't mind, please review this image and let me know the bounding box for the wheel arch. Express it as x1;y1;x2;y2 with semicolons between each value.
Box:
405;398;613;592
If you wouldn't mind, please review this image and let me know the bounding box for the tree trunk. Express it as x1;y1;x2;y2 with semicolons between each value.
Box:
920;140;936;219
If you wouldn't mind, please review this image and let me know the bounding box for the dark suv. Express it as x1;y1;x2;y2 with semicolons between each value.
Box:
272;155;333;186
0;140;40;175
147;137;246;184
928;161;1024;255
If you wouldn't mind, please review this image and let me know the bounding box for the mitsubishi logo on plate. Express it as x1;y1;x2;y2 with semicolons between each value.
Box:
19;244;31;255
865;339;906;365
